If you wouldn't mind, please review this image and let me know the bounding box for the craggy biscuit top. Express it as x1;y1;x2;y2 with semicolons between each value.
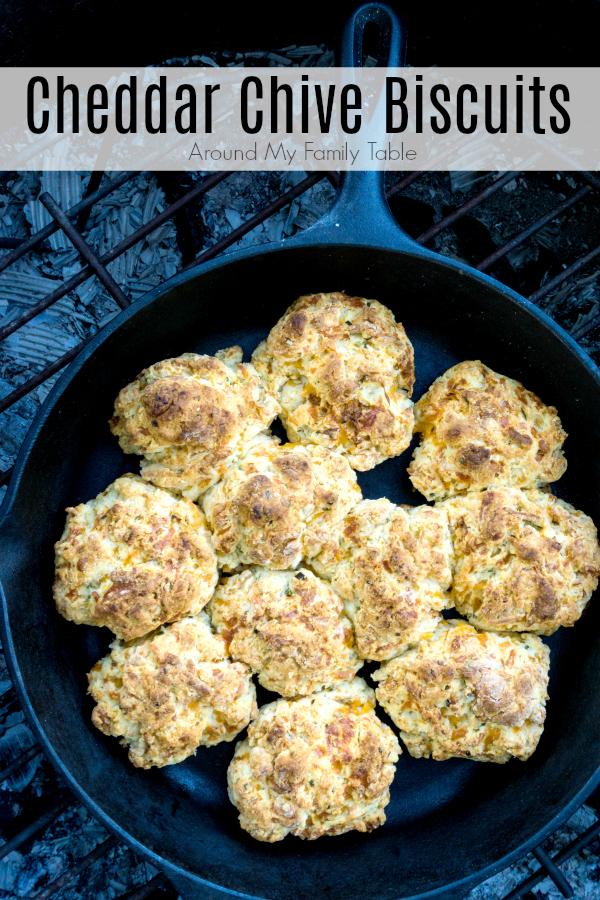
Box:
252;292;415;471
313;499;454;660
227;678;400;842
202;434;362;571
88;612;257;769
53;474;218;640
408;360;567;501
109;348;280;500
209;567;362;697
373;620;549;763
439;487;600;635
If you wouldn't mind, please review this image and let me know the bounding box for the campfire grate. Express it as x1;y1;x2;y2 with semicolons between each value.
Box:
0;163;600;899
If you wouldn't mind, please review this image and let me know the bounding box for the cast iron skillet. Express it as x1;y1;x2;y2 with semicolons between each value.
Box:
2;5;600;899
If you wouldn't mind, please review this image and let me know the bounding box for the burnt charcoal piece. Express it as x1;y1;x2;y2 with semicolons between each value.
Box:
156;172;212;266
387;195;436;240
445;210;520;290
519;246;564;298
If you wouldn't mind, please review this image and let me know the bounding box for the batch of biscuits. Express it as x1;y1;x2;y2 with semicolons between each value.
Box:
53;291;600;844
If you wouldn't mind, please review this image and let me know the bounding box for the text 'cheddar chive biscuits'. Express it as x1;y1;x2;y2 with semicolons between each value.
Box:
227;678;400;842
209;567;362;697
110;348;280;500
88;612;257;769
202;434;361;571
312;499;454;661
373;620;550;763
252;292;415;471
408;360;567;501
439;487;600;635
53;474;218;641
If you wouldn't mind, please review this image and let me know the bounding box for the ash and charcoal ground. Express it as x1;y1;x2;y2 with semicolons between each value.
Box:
1;45;600;900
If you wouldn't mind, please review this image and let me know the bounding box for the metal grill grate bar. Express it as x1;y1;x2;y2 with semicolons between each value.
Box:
182;171;326;270
0;170;231;345
477;184;592;272
387;170;425;197
553;817;600;866
118;873;168;900
529;241;600;307
387;133;475;200
0;742;41;783
0;172;137;275
0;237;51;252
581;171;600;191
0;335;91;415
417;172;520;244
502;819;600;900
32;835;120;900
531;846;574;898
40;193;132;310
0;795;72;861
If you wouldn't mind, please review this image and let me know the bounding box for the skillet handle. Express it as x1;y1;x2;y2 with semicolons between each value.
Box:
339;1;405;69
290;2;427;254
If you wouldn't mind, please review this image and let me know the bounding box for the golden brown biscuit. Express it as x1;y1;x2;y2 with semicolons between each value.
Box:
53;474;218;640
88;612;257;768
439;487;600;634
227;678;400;842
110;348;280;500
209;567;362;697
373;620;549;763
202;434;361;571
312;499;454;660
252;292;414;471
408;360;567;501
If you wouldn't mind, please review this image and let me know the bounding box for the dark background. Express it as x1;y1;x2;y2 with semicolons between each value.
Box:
0;0;598;65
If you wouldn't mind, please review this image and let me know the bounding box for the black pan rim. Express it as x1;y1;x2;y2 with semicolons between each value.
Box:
1;233;600;898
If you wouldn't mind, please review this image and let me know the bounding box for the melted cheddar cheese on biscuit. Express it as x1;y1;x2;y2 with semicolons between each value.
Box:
373;620;549;763
227;679;400;841
408;360;567;501
253;292;414;471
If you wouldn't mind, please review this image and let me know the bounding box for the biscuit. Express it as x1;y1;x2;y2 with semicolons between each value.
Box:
439;487;600;634
373;620;549;763
110;348;280;499
53;474;218;640
202;434;361;571
88;612;257;768
312;499;454;660
209;567;362;697
227;678;400;841
408;360;567;501
252;292;414;470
